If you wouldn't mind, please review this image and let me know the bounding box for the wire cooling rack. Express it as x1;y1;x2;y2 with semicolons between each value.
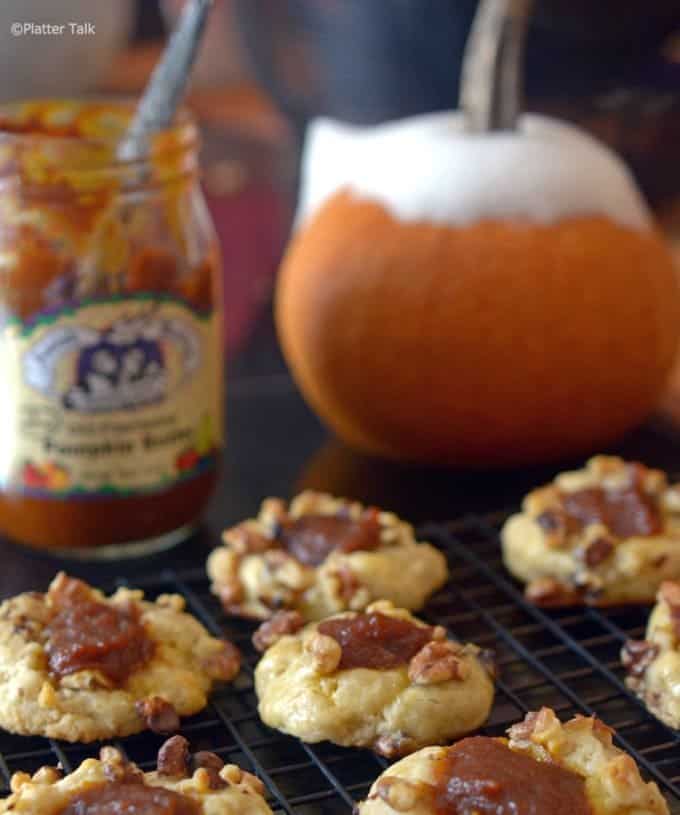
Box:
1;512;679;813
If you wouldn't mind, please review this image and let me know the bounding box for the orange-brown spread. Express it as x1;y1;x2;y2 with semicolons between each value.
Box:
559;484;661;538
57;781;200;815
317;612;433;670
280;513;381;566
430;737;591;815
0;99;214;321
45;579;153;684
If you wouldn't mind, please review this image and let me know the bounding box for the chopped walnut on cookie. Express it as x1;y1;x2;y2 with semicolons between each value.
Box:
253;601;494;756
502;456;680;606
208;491;448;621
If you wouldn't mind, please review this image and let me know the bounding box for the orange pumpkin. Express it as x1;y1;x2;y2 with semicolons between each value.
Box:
276;115;679;466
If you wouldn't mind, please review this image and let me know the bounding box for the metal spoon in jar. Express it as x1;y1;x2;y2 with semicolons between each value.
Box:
118;0;213;162
79;0;213;294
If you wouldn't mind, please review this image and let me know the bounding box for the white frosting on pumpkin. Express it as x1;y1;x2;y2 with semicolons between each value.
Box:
295;112;651;231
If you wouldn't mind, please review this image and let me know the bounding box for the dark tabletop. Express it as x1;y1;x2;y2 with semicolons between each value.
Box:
2;297;680;599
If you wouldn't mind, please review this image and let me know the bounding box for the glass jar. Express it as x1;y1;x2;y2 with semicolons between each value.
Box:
0;100;223;557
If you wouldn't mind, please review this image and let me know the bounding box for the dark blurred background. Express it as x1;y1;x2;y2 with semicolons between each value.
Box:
2;0;678;379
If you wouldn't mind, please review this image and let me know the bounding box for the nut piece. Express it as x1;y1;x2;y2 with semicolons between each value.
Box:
240;769;266;796
331;565;364;603
157;735;190;777
252;610;305;652
621;640;659;679
305;632;342;675
136;696;180;735
581;537;614;567
223;523;274;554
101;748;143;785
203;641;241;681
48;573;94;606
218;764;266;796
193;751;224;773
525;577;583;606
194;753;226;791
260;497;289;530
194;763;227;791
218;578;244;607
99;746;125;764
408;640;468;685
374;777;425;811
374;734;417;758
507;708;566;753
507;710;540;743
660;580;680;609
156;593;186;612
32;766;63;784
10;773;32;793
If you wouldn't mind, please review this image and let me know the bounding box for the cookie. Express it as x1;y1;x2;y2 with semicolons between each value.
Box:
623;580;680;729
208;490;448;621
0;573;241;742
253;601;495;757
355;707;668;814
502;455;680;606
0;735;272;814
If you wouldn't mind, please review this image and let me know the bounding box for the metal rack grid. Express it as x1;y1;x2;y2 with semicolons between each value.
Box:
1;512;679;812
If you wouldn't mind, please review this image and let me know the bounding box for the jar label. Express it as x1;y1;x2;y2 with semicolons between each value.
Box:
0;296;223;497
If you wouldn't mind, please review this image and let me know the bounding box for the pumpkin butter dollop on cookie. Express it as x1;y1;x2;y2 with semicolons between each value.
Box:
0;735;272;815
208;491;448;621
253;601;494;756
0;573;241;742
502;456;680;606
356;708;668;815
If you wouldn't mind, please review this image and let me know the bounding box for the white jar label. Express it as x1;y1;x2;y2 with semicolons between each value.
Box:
0;295;223;496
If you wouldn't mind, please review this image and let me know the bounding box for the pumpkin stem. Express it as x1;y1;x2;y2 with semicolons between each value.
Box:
460;0;533;132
